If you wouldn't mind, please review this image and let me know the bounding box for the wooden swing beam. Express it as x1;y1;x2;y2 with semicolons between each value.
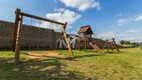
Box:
12;8;74;65
20;12;65;25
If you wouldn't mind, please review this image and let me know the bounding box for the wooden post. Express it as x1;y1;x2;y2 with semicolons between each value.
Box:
84;40;87;51
14;9;23;65
12;9;21;51
103;39;108;50
55;27;65;50
113;40;120;52
107;42;112;52
90;34;92;51
76;39;80;50
55;41;60;50
61;23;74;57
78;40;81;51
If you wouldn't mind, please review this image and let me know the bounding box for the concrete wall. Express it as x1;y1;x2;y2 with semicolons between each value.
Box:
0;20;105;50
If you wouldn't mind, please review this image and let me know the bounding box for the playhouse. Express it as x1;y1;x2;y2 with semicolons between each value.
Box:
77;25;104;54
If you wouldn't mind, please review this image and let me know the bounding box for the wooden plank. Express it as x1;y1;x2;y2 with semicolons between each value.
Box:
20;12;65;25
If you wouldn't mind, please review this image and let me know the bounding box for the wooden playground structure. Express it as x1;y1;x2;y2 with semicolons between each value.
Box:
12;9;120;65
12;9;74;65
77;25;104;54
103;38;120;52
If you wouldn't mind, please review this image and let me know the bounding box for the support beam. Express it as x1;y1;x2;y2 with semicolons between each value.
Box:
61;23;74;57
76;39;80;50
14;15;23;65
20;12;65;25
84;40;87;51
55;23;67;50
12;9;21;51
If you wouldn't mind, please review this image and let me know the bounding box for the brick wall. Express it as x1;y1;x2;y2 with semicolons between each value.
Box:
0;20;105;50
0;21;14;50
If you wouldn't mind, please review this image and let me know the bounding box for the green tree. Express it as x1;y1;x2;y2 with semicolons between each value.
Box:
120;40;124;45
124;41;130;45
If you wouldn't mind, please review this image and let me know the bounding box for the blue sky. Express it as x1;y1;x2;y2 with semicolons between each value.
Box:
0;0;142;42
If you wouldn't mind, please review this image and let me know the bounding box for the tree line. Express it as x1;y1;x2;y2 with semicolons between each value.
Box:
120;40;141;47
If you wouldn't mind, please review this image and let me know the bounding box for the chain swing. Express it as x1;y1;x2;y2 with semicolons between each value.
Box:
36;20;41;49
28;18;33;50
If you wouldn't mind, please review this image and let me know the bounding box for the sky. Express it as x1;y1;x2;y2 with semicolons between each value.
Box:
0;0;142;42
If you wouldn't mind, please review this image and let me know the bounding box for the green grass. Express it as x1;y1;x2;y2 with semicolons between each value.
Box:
0;48;142;80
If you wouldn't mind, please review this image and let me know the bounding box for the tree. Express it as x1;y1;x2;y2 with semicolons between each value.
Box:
131;42;140;47
140;43;142;50
120;40;124;45
124;41;130;45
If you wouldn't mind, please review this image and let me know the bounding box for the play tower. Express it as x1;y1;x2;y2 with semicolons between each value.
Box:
77;25;104;54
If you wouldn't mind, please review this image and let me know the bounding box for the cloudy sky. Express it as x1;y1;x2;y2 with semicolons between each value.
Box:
0;0;142;42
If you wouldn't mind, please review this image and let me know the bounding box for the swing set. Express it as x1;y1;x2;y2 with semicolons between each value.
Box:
103;38;120;52
12;9;74;65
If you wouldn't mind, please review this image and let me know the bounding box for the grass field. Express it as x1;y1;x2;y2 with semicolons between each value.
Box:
0;48;142;80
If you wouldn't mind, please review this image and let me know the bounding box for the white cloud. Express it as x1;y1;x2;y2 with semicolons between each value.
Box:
125;37;137;41
38;9;81;31
117;13;122;16
126;30;138;33
70;30;78;34
122;37;142;42
97;32;126;43
54;8;66;12
117;19;129;26
46;9;81;26
97;32;117;39
97;31;142;43
38;22;61;31
135;14;142;21
59;0;101;12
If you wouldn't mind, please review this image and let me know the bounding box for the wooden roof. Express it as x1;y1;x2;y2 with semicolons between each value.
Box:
78;25;93;34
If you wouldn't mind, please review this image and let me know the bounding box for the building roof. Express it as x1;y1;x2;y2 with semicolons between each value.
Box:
78;25;93;34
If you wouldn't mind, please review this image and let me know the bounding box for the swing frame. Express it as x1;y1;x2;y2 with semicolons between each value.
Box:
103;38;120;52
12;9;74;65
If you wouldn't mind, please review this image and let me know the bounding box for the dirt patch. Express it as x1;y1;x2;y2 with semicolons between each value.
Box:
25;51;65;59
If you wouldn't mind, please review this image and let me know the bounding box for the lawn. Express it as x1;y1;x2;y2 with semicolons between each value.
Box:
0;48;142;80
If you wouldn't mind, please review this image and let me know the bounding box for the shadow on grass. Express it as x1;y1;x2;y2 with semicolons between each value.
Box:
65;54;101;61
74;54;100;59
104;51;124;54
0;57;86;80
74;49;98;53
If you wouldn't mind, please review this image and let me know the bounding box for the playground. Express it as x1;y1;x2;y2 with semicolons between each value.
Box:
11;9;122;65
0;5;142;80
0;48;142;80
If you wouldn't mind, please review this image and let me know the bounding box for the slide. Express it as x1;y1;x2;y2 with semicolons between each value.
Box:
89;42;104;54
